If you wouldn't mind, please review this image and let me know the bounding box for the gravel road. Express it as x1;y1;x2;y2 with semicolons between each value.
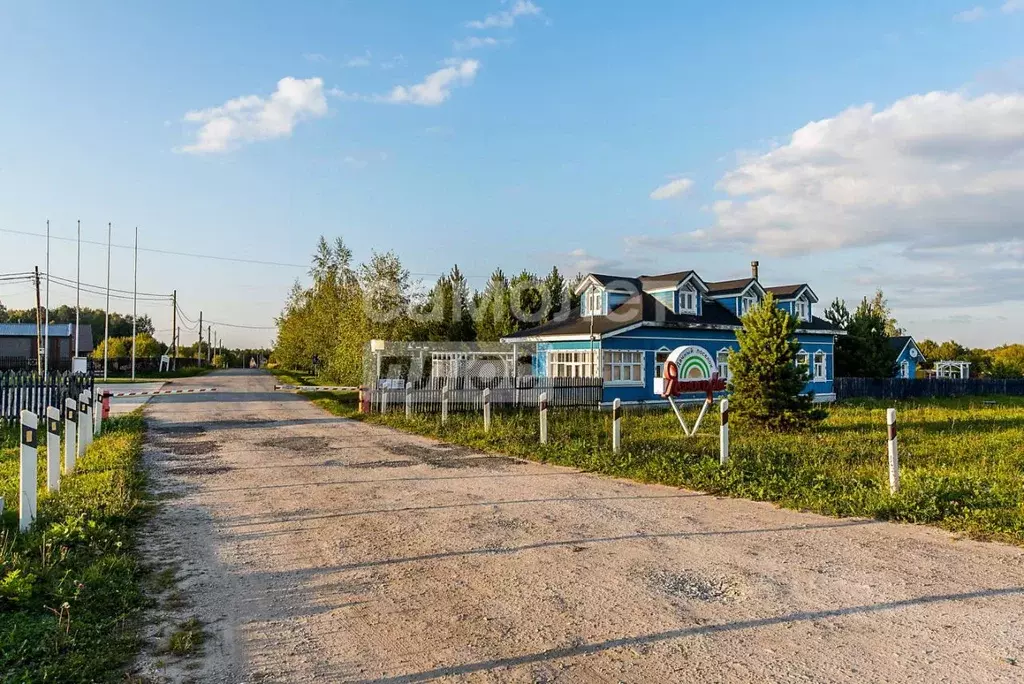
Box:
134;370;1024;683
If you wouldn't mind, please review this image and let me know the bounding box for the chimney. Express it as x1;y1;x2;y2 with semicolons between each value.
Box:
751;260;759;281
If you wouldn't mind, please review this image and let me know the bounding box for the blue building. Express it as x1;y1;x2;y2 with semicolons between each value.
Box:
504;263;844;404
889;335;925;379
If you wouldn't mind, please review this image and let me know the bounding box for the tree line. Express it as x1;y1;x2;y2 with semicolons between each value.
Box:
272;236;581;383
0;303;155;343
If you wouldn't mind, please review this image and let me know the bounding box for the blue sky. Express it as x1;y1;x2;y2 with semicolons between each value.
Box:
1;0;1023;347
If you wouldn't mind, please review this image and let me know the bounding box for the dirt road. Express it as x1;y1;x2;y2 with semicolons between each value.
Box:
135;370;1023;683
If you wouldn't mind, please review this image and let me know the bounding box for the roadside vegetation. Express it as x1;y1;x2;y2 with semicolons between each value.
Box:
0;411;148;682
94;366;211;383
298;385;1024;546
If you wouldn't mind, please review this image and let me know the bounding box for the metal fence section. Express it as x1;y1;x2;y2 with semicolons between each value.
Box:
368;376;603;413
836;377;1024;400
0;371;94;423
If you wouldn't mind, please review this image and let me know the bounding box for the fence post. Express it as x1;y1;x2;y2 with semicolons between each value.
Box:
612;398;621;454
405;390;412;419
441;387;449;424
46;406;61;492
483;388;491;433
539;392;548;444
887;407;899;494
65;397;78;474
720;398;730;465
19;410;38;531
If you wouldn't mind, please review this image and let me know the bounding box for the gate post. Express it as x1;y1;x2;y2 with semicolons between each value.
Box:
405;390;412;419
441;388;449;424
612;398;621;454
483;388;491;433
64;397;78;474
720;399;729;465
887;408;899;493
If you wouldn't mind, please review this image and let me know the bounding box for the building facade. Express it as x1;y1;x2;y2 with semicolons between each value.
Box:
504;264;844;404
889;336;925;379
0;323;93;370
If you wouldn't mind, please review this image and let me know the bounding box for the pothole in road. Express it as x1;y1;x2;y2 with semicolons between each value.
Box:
152;424;207;436
647;569;742;603
166;464;233;476
257;436;329;453
347;459;419;469
161;441;220;456
382;443;521;469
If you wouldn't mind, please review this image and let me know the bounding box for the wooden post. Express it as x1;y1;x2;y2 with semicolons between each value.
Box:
539;392;548;444
612;398;621;453
441;387;449;424
887;408;899;493
483;388;491;433
720;399;730;465
20;410;38;531
46;405;61;492
405;390;412;419
64;397;78;474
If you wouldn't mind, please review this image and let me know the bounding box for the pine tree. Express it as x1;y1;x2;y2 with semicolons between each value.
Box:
542;266;569;323
728;292;816;431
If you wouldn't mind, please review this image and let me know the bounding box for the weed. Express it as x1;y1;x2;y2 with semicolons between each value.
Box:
167;618;205;656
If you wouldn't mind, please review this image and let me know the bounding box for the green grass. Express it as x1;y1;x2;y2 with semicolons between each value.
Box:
0;411;148;682
307;392;1024;546
94;367;211;383
166;618;205;656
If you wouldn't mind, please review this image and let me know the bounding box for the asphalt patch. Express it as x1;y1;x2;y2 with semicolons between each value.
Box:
162;441;220;456
166;464;233;476
381;442;521;470
257;436;329;453
152;424;207;436
347;459;419;469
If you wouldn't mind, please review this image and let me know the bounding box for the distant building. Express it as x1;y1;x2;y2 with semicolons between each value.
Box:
889;335;924;378
0;323;94;370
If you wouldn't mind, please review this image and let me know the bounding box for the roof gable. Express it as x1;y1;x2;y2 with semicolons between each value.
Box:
706;278;767;299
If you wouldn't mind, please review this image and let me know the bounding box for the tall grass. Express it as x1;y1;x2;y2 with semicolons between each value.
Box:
0;411;147;682
310;391;1024;546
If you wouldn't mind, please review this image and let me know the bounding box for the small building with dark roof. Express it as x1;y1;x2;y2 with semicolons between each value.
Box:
889;335;925;378
504;262;843;403
0;323;93;370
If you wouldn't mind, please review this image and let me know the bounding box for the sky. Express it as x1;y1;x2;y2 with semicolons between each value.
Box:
1;0;1023;348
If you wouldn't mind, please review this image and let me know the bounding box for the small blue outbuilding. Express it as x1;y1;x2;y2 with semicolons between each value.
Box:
889;335;925;379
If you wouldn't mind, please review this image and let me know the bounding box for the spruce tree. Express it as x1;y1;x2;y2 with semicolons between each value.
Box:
728;292;815;431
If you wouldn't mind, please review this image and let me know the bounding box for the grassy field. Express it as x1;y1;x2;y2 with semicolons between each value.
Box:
289;376;1024;546
0;411;148;682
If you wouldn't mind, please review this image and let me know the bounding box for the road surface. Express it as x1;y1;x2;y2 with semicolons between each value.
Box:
134;370;1024;683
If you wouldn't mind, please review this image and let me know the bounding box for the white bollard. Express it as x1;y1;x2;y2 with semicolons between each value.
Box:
887;408;899;494
405;390;412;419
65;397;78;474
720;399;730;465
94;389;103;437
612;398;621;454
441;388;449;425
46;406;61;492
19;410;38;532
483;388;491;433
78;391;90;459
381;390;388;414
539;392;548;445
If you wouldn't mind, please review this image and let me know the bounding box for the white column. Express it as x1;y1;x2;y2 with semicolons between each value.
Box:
483;388;491;433
46;406;61;492
887;408;899;493
381;390;388;414
65;397;78;474
612;398;621;454
94;389;103;437
20;411;38;531
539;392;548;444
720;399;730;465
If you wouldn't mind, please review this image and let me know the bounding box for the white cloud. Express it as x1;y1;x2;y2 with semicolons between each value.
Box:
345;51;372;68
179;77;327;154
303;52;328;63
954;6;987;21
333;59;480;106
649;177;694;200
704;90;1024;255
466;0;543;29
1003;0;1024;13
453;36;511;51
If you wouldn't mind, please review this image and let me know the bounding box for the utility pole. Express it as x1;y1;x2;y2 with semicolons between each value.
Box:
33;266;42;371
104;222;111;381
171;290;177;370
198;312;203;366
131;226;138;382
207;325;212;364
75;219;81;358
44;220;50;379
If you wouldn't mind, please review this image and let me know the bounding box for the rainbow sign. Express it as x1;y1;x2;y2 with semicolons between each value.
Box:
666;346;716;380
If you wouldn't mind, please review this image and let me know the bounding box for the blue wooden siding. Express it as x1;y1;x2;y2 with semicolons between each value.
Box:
893;342;920;378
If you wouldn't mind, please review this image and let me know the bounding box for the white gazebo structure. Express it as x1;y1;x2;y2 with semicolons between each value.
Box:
933;360;970;379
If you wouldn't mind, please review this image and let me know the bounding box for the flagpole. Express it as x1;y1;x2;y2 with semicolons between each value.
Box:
104;222;111;381
75;219;81;358
131;226;138;381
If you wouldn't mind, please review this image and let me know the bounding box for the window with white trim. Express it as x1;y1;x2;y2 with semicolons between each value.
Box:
603;350;643;384
796;350;810;377
813;351;827;381
677;284;697;314
655;348;670;378
740;295;758;316
793;298;810;322
899;360;910;379
717;348;731;380
585;288;604;316
548;350;599;378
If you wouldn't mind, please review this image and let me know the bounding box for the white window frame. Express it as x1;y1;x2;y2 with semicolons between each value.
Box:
548;349;599;378
603;350;644;386
813;351;827;381
585;288;604;316
740;295;757;316
793;298;810;322
677;284;698;314
654;347;671;379
717;348;731;380
796;350;810;377
899;360;910;379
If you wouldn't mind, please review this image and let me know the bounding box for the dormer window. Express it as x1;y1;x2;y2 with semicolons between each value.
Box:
677;284;697;314
793;298;810;322
585;288;604;316
740;294;758;316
